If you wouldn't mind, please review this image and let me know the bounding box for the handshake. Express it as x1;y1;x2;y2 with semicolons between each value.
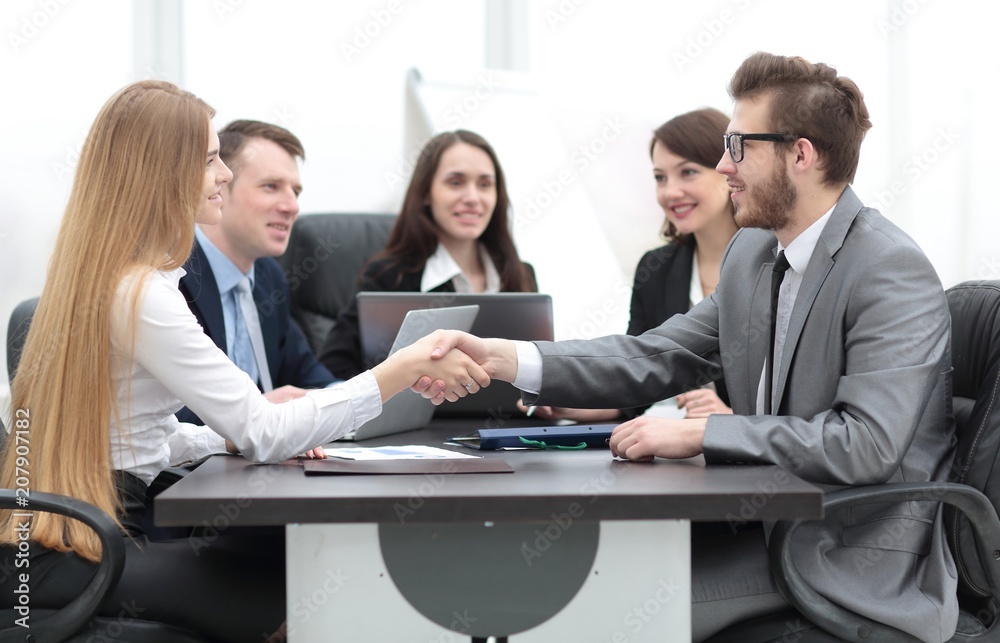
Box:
372;329;517;406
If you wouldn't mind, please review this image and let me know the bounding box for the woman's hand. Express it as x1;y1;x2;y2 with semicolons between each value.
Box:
675;389;732;419
515;400;621;423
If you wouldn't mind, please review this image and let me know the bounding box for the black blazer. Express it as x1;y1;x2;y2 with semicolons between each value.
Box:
176;242;335;425
624;237;729;415
320;257;537;379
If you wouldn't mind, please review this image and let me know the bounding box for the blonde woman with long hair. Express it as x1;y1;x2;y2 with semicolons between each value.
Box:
0;80;487;641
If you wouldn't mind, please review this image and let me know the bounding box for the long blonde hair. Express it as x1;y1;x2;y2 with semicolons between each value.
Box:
0;80;214;561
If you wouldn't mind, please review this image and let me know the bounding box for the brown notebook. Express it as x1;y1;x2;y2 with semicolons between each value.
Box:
302;458;514;476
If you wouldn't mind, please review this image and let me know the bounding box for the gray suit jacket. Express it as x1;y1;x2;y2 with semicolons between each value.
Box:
528;187;958;641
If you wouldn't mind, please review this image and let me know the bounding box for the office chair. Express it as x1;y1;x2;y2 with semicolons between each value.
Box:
5;297;38;384
706;280;1000;642
276;213;396;353
0;417;209;643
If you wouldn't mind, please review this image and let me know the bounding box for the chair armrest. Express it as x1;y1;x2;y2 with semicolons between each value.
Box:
769;482;1000;642
0;488;124;641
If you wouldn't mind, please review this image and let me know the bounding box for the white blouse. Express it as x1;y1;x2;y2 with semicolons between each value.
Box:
109;267;382;485
420;243;502;293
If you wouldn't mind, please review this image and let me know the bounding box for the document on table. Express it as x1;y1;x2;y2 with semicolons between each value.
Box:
324;445;480;461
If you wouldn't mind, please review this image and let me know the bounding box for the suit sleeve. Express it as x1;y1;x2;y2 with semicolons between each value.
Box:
526;291;723;409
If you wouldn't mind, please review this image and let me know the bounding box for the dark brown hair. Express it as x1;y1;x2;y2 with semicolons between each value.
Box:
373;130;534;291
218;119;305;182
728;51;872;186
650;107;732;243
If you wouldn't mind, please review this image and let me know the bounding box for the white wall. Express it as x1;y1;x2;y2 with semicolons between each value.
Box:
2;0;997;412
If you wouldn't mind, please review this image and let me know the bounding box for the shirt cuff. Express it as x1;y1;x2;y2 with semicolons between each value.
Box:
512;340;542;395
307;370;382;428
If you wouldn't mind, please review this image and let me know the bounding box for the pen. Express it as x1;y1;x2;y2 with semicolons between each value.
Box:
525;405;537;417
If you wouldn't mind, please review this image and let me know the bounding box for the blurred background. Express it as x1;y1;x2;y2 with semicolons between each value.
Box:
1;0;997;414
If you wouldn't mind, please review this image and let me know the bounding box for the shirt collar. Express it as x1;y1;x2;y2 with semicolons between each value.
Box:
420;243;501;293
195;226;256;293
777;204;836;274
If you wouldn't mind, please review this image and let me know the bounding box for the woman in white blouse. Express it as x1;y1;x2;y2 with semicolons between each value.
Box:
0;80;487;641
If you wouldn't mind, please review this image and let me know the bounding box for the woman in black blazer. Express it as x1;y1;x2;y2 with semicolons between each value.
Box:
320;130;536;379
529;108;736;422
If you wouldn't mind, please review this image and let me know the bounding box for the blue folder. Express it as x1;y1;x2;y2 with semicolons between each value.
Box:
450;424;616;450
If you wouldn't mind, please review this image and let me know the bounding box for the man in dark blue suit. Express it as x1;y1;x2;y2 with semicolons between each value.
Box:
176;120;335;427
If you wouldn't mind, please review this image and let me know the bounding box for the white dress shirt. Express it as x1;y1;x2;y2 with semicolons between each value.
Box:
420;243;502;293
110;267;382;485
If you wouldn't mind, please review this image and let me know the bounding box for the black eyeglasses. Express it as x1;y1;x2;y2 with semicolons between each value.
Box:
724;133;797;163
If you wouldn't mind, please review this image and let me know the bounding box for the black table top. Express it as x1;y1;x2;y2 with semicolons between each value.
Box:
155;417;823;527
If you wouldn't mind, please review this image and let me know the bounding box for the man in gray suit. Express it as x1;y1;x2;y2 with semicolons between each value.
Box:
420;52;957;642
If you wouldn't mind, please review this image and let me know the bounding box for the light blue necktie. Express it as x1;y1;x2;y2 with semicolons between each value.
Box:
233;277;273;392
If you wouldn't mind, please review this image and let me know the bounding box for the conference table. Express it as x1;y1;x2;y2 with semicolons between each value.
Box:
156;416;823;642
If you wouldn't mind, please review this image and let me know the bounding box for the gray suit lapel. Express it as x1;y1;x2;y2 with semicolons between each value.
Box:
773;187;863;412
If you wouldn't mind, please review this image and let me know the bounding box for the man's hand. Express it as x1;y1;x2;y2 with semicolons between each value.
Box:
675;389;732;419
608;416;707;461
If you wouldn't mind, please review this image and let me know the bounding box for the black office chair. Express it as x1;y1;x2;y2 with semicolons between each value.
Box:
706;280;1000;643
0;417;209;643
5;297;38;384
276;212;396;353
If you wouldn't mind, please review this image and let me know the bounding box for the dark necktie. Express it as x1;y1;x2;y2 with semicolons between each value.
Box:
767;251;790;414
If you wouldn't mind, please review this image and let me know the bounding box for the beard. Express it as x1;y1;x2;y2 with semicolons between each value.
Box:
733;155;796;231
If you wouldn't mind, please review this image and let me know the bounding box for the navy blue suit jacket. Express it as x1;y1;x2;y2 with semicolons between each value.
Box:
176;242;335;425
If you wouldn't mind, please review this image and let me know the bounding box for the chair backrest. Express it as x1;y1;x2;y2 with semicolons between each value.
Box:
944;280;1000;604
276;213;396;354
6;296;39;383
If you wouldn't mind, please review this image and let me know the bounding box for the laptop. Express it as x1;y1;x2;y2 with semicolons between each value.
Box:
357;292;554;417
338;304;479;441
